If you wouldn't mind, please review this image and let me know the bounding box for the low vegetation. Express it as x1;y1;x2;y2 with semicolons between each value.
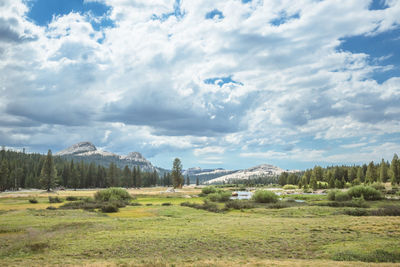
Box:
252;190;279;203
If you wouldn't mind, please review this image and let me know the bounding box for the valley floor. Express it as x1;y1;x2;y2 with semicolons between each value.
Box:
0;187;399;266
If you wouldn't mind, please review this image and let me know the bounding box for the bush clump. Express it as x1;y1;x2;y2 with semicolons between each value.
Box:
29;198;38;204
66;196;79;201
48;196;63;203
335;191;351;202
94;187;132;202
225;200;255;210
283;184;297;190
101;203;119;213
181;200;223;213
161;202;172;206
343;208;370;216
347;185;383;200
371;205;400;216
252;190;278;203
371;182;385;191
207;191;231;202
267;202;290;209
201;186;217;195
333;249;400;262
46;206;57;210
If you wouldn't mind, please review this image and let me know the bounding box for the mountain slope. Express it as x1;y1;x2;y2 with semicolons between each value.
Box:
55;142;166;173
204;164;290;184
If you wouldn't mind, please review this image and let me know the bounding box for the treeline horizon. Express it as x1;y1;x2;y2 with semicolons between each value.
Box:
0;147;399;191
278;154;400;190
0;148;183;191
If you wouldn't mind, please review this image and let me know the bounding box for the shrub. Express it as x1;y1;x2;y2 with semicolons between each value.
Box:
66;196;79;201
129;202;142;206
94;188;132;202
333;249;400;262
343;208;370;216
347;185;383;200
267;202;290;209
283;184;297;190
59;199;102;211
207;192;231;202
327;189;340;201
201;186;217;195
146;203;153;206
335;191;351;202
101;203;119;213
48;196;63;203
371;205;400;216
371;183;385;191
162;202;172;206
225;200;255;210
29;198;38;204
350;196;369;208
181;200;224;213
252;190;278;203
46;206;57;210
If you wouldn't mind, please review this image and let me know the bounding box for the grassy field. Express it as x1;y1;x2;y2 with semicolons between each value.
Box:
0;187;399;266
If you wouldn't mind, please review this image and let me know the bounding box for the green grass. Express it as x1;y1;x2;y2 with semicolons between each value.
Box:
0;189;399;266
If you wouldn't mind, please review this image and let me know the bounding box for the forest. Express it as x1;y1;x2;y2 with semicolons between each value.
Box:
0;147;399;191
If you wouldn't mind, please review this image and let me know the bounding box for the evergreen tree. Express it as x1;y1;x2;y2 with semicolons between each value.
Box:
196;177;199;186
136;167;142;187
122;165;131;188
379;159;388;183
0;159;9;191
70;160;80;190
356;166;365;183
278;172;289;186
40;150;57;191
391;154;399;185
365;161;376;184
171;158;183;188
186;175;190;186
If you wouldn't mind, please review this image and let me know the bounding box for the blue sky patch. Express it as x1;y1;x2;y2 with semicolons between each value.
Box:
270;12;300;26
27;0;113;30
204;76;242;87
151;0;185;22
205;9;224;20
338;27;400;83
369;0;389;10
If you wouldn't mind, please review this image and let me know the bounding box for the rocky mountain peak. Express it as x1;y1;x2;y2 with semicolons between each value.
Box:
56;141;97;156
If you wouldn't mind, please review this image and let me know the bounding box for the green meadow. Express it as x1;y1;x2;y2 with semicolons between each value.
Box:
0;187;399;266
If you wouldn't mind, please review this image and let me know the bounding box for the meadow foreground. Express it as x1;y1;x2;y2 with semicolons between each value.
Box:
0;187;399;266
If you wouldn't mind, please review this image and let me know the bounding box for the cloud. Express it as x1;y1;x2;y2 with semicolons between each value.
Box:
1;0;400;169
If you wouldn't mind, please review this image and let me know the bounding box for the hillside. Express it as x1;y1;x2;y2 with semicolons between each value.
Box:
205;164;293;184
55;142;167;174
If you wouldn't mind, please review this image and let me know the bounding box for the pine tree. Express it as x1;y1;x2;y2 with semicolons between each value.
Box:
391;154;399;185
379;159;388;183
356;167;365;183
70;160;80;190
136;167;142;187
0;159;9;191
365;161;376;184
40;150;57;191
171;158;183;188
186;175;190;186
122;165;131;188
196;177;199;186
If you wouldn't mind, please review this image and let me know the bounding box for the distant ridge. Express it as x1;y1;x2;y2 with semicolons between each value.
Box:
204;164;295;184
56;142;167;174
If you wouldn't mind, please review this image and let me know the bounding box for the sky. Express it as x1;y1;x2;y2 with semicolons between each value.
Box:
0;0;400;171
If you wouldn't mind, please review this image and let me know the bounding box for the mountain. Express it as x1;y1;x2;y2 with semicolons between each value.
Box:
204;164;292;184
183;167;238;183
55;142;166;173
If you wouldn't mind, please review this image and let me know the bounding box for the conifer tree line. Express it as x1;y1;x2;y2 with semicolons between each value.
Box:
0;148;174;191
278;154;400;190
